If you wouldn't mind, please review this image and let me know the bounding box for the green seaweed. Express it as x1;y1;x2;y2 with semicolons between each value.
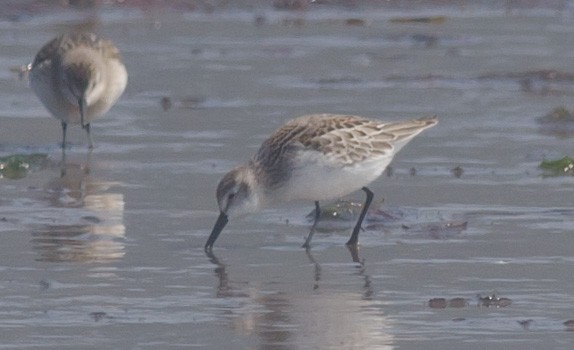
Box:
0;153;48;179
539;156;574;176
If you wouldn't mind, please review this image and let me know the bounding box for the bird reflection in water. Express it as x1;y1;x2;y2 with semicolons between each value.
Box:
205;250;295;347
305;247;373;300
31;152;125;263
205;250;233;298
205;248;386;348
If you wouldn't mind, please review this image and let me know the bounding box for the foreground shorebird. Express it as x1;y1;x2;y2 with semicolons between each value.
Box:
29;32;128;148
205;114;438;251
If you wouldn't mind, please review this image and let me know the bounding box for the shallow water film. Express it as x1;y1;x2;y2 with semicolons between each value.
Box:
1;1;574;349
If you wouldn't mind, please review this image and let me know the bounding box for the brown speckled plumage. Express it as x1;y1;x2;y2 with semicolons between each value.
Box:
32;33;122;69
253;114;437;187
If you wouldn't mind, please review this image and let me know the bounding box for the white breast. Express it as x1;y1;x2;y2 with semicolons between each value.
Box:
278;149;392;202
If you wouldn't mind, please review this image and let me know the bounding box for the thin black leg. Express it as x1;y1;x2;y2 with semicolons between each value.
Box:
85;123;94;149
61;121;67;149
302;201;321;249
347;244;360;263
346;187;373;246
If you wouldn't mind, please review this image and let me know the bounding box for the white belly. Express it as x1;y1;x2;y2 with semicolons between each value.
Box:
278;152;391;202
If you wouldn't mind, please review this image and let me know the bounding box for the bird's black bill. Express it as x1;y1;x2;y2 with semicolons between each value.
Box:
205;212;228;251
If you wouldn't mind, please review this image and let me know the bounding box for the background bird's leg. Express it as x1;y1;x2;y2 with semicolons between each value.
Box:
60;121;67;149
85;123;94;149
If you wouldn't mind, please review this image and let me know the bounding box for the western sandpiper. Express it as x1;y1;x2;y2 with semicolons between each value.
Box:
29;32;128;148
205;114;438;251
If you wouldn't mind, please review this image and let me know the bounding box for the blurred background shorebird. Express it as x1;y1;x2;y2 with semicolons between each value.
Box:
29;32;127;149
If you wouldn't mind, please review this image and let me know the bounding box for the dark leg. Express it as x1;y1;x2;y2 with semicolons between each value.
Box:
61;121;67;149
346;244;360;263
346;187;374;246
302;201;321;249
59;146;67;177
85;123;94;149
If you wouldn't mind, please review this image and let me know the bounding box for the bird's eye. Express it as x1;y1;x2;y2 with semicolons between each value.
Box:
228;193;235;201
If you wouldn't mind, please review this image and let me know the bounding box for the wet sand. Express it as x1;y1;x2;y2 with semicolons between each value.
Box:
1;1;574;349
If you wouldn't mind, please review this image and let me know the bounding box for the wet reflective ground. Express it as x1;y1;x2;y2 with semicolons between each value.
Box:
1;1;574;349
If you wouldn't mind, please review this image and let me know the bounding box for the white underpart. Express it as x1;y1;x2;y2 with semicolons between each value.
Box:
275;149;392;202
